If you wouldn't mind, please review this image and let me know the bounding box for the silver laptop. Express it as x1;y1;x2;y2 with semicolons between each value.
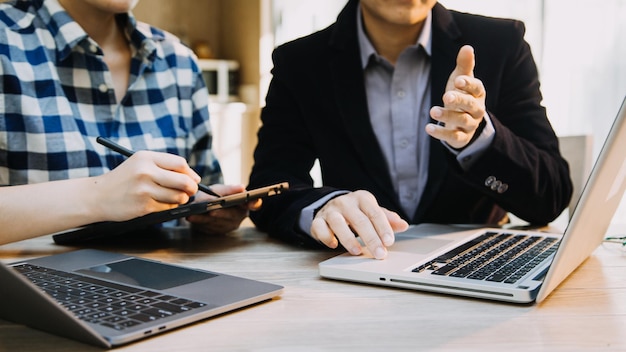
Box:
0;249;283;348
320;96;626;304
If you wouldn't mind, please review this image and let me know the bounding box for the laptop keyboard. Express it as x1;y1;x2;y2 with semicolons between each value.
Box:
412;232;560;284
12;264;208;331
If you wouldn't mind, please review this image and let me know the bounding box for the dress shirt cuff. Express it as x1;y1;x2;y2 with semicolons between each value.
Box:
443;113;495;170
298;190;350;236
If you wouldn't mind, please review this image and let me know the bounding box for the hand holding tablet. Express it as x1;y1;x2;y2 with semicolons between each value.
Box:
51;136;289;245
52;182;288;245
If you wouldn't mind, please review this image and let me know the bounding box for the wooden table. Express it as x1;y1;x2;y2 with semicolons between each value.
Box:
1;221;625;351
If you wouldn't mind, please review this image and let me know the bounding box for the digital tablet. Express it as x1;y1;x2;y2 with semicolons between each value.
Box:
52;182;288;245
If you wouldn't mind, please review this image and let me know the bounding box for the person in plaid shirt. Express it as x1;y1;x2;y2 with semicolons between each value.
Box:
0;0;258;244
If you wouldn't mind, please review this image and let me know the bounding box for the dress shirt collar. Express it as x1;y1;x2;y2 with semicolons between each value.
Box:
357;3;432;69
33;0;161;64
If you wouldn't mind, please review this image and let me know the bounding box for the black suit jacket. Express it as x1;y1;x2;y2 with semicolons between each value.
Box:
248;0;573;247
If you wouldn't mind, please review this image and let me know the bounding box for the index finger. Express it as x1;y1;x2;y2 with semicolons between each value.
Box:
151;152;202;183
341;209;387;259
454;75;485;99
341;196;395;259
355;202;395;247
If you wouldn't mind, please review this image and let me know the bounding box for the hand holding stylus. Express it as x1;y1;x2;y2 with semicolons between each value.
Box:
96;136;220;197
96;136;256;234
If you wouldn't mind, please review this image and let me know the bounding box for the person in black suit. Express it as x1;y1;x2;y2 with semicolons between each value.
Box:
248;0;573;259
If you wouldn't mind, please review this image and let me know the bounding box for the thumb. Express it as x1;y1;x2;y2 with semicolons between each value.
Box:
455;45;475;77
446;45;475;91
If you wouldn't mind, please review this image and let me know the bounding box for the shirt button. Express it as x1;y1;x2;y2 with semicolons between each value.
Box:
98;84;108;93
89;44;98;53
399;139;409;148
397;90;405;98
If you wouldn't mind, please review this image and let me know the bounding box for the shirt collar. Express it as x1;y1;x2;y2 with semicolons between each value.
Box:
357;4;432;69
36;0;162;63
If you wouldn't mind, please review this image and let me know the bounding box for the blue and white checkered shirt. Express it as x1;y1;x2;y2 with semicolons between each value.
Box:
0;0;222;186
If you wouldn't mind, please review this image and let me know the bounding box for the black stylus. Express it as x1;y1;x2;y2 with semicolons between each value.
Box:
96;136;221;197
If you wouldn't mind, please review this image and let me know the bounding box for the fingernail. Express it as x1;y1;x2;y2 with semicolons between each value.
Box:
431;107;442;117
374;247;387;260
383;233;394;246
349;247;362;256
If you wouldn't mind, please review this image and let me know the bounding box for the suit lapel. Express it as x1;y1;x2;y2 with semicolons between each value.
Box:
413;3;464;222
328;0;401;212
431;3;461;106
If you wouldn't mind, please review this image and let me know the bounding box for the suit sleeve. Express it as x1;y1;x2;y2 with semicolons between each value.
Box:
450;19;573;224
248;47;338;247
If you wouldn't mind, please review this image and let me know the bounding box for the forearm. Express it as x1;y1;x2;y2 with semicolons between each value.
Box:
0;177;104;244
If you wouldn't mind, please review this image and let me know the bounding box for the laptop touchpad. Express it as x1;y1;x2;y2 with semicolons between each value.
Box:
77;258;216;290
390;237;452;254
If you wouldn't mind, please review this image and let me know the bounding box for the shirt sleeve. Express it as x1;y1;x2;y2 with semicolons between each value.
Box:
298;190;350;235
442;113;495;170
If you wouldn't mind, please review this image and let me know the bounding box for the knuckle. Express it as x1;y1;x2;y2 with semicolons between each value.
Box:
137;201;161;216
467;98;477;111
325;210;346;226
349;214;372;229
184;179;199;194
464;113;474;127
361;204;385;220
452;130;466;143
327;194;349;208
311;219;329;239
362;234;382;248
353;190;376;203
175;192;190;205
134;183;152;199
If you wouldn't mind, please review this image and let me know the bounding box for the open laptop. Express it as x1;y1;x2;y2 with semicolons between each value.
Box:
320;96;626;304
0;249;284;348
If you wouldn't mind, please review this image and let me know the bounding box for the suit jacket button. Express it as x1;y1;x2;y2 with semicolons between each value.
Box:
491;180;502;191
485;176;496;187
